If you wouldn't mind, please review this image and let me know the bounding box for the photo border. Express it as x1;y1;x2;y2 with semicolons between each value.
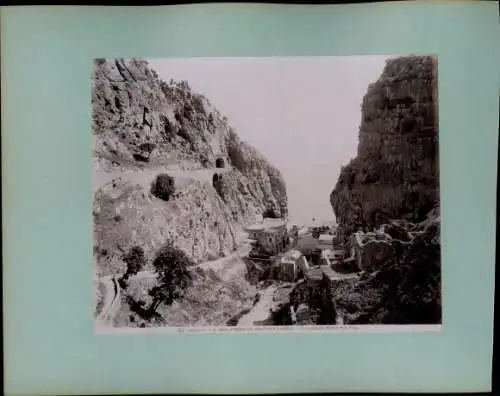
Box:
2;2;498;394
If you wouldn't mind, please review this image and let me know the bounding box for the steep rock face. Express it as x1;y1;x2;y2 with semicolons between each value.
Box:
93;178;238;276
225;130;288;218
92;59;288;275
114;267;257;327
330;55;439;240
92;58;286;216
92;59;220;171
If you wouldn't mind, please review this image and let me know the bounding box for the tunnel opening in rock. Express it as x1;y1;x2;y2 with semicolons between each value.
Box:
212;173;220;185
215;157;225;169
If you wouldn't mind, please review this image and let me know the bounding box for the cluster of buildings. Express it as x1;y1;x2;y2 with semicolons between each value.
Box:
245;219;347;284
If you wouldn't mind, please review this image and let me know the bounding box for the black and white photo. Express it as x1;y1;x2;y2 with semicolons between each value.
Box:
92;55;440;332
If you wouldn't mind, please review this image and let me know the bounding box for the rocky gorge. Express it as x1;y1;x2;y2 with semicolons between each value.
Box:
92;59;287;326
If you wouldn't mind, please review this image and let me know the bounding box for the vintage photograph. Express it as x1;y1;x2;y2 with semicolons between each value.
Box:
92;55;440;332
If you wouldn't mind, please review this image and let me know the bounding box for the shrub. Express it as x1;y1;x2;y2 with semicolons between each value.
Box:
191;95;206;115
151;173;176;201
147;244;194;313
139;142;155;154
119;246;146;286
133;142;156;163
133;153;150;162
177;127;193;147
263;207;279;219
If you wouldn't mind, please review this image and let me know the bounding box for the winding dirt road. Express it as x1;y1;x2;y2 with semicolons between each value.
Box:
236;285;277;327
93;167;230;195
95;271;158;328
95;276;120;328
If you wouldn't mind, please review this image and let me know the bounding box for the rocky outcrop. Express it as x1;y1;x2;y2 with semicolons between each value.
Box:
94;178;240;276
212;169;284;226
92;58;286;212
350;225;411;273
92;59;288;276
330;55;439;240
328;55;441;325
114;266;257;327
225;130;288;218
334;209;441;324
92;59;219;171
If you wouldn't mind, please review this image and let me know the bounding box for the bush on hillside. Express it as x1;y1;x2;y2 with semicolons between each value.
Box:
119;246;146;288
138;142;156;154
151;173;176;202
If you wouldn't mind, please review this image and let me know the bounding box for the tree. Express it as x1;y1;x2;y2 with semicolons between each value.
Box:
119;246;145;287
147;244;194;314
151;173;176;201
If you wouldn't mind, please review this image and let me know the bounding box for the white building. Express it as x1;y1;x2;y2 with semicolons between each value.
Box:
321;249;344;262
279;249;310;281
296;255;310;274
298;227;309;236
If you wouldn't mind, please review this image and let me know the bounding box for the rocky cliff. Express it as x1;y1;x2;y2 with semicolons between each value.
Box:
92;58;287;276
327;55;441;325
330;55;439;240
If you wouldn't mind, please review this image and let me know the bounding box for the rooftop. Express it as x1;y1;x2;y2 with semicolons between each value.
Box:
321;265;336;280
285;249;302;260
264;228;282;234
306;267;323;280
318;234;334;242
322;248;344;257
246;224;265;232
354;231;392;247
306;265;338;281
280;259;296;267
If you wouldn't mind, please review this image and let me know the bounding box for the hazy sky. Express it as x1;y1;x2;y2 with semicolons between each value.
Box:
146;56;390;225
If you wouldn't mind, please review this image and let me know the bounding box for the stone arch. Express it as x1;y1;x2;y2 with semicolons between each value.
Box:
215;157;225;169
